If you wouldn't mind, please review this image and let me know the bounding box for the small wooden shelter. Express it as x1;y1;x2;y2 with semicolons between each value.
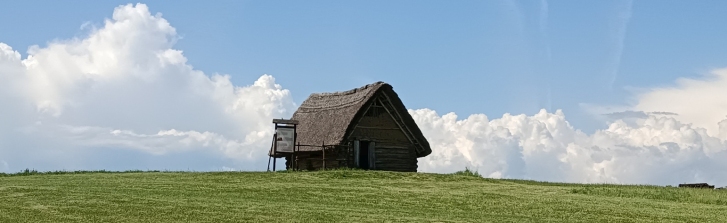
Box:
678;183;715;189
269;81;432;172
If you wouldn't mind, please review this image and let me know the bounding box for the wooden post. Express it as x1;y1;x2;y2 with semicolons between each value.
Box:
295;142;300;171
322;142;326;170
272;132;278;172
267;135;274;172
293;127;297;171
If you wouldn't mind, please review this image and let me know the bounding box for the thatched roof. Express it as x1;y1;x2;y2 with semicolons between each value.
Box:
287;81;432;158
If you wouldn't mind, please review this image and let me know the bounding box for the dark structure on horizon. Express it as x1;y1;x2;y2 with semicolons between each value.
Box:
678;183;715;189
269;81;432;172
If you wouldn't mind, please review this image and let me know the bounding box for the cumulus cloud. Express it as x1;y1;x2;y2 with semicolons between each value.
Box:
0;3;295;172
633;68;727;137
411;60;727;185
412;108;727;186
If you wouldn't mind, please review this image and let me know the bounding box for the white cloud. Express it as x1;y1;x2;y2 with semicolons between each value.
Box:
413;63;727;185
633;68;727;137
412;108;727;186
0;3;295;172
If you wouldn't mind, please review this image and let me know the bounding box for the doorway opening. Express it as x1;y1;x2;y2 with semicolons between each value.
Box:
358;141;371;170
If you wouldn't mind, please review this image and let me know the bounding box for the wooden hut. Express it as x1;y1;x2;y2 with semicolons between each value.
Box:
678;183;715;189
273;81;432;172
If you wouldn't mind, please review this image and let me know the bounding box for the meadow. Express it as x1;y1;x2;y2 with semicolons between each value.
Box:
1;169;726;222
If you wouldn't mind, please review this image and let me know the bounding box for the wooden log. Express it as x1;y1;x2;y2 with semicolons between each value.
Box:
376;150;414;156
373;144;410;149
272;119;299;125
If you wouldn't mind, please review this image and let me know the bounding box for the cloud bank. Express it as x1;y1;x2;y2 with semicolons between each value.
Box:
413;109;727;186
1;3;726;186
0;4;295;172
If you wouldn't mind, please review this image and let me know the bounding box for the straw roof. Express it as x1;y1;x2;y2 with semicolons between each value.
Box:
289;81;432;158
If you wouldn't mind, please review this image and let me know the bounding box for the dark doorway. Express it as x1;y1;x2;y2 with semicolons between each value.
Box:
358;141;370;170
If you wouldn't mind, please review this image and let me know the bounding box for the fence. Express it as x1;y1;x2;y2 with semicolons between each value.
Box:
269;143;353;171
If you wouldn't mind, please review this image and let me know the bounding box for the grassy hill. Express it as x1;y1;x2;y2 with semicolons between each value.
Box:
1;169;726;222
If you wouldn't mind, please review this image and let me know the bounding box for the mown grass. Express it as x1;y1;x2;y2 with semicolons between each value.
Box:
1;169;726;222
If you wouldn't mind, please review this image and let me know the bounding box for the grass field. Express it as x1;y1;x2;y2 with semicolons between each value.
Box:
1;169;727;223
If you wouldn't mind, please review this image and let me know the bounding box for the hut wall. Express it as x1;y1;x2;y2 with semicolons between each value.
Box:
348;104;418;172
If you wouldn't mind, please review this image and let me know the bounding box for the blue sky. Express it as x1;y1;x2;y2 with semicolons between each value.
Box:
2;1;727;185
2;0;723;132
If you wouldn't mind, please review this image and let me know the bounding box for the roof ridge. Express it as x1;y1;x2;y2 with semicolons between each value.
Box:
312;81;387;96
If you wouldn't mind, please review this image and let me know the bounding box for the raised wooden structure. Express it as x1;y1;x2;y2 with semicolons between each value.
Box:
678;183;715;189
269;81;432;172
267;119;299;172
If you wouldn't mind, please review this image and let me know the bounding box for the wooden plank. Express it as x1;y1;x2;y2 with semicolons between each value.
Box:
272;119;299;125
376;148;411;153
374;158;416;162
356;113;401;129
374;144;410;149
376;159;414;166
376;147;411;151
376;149;413;155
376;153;413;159
349;128;410;144
354;140;360;168
369;141;376;170
375;160;416;165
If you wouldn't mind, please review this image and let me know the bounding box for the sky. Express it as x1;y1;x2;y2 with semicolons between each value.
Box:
1;1;727;186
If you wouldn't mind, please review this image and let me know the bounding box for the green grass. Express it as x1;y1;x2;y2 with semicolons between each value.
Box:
1;169;727;222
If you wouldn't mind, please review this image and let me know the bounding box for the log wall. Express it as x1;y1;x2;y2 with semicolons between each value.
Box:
347;100;418;172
